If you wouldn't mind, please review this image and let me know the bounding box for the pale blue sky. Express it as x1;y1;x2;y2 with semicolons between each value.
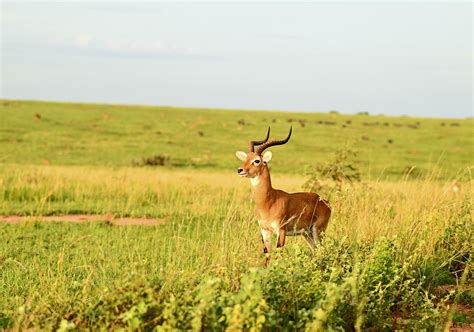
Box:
1;1;472;118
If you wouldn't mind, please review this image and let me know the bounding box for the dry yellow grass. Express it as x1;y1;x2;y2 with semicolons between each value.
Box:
1;164;471;253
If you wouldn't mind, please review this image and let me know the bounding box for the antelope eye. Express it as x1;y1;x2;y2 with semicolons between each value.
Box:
253;159;260;165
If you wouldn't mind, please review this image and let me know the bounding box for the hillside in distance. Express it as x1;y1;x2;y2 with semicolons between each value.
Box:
1;99;472;178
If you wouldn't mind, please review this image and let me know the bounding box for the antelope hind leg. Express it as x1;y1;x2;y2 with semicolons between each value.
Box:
276;228;286;248
314;215;330;244
303;227;317;250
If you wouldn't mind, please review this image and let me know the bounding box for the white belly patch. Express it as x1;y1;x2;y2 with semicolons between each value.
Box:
258;220;280;234
259;218;308;237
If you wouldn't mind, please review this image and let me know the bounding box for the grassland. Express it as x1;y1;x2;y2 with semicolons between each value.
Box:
0;99;472;177
0;99;472;330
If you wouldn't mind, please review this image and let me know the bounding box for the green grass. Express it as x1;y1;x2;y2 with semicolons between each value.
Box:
0;99;472;330
1;99;472;178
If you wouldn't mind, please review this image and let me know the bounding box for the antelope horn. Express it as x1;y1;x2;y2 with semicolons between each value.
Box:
248;127;271;152
256;126;292;155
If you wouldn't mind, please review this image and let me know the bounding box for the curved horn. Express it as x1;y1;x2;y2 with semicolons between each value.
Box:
248;127;271;152
256;126;292;155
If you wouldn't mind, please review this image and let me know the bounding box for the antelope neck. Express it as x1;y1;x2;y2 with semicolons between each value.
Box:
251;166;273;205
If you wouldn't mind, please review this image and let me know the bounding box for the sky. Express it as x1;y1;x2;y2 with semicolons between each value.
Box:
1;1;472;118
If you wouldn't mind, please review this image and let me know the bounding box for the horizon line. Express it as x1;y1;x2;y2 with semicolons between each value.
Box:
1;97;471;121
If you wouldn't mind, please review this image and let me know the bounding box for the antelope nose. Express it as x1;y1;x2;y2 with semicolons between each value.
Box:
237;168;244;174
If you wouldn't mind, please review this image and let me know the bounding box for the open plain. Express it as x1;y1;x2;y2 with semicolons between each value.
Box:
0;100;472;330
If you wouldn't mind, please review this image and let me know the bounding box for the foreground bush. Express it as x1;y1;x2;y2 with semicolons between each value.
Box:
9;226;470;331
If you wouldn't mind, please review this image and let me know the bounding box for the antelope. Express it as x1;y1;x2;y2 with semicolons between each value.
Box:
235;127;331;263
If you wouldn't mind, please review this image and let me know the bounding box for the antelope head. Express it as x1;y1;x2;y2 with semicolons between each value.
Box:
235;126;292;178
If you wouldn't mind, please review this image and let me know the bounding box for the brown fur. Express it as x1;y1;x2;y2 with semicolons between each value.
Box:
237;151;331;259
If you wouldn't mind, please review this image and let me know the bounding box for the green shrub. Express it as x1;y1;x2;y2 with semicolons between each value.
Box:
435;200;473;277
303;147;361;196
4;229;459;330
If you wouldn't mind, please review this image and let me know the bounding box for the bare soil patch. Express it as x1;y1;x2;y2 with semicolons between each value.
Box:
0;214;166;226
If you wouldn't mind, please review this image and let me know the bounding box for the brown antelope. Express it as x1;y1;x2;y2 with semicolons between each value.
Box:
235;127;331;262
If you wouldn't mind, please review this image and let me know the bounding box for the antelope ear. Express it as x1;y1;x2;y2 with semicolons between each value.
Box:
262;151;272;163
235;151;247;161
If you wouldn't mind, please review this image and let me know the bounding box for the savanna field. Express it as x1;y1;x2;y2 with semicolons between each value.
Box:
0;100;472;330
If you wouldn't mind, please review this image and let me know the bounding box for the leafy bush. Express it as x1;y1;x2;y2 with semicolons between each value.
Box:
6;211;470;331
303;146;361;195
435;201;473;278
7;236;454;330
132;154;171;167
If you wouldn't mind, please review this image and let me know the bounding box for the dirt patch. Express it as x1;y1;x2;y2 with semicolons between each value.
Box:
0;214;166;226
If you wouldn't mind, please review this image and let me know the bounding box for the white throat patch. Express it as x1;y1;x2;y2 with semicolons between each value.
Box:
250;176;260;187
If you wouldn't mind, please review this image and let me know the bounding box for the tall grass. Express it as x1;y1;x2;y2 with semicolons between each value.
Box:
0;165;472;329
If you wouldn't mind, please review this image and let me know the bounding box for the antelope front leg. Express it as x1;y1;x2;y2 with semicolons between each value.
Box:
261;229;272;253
261;229;272;267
